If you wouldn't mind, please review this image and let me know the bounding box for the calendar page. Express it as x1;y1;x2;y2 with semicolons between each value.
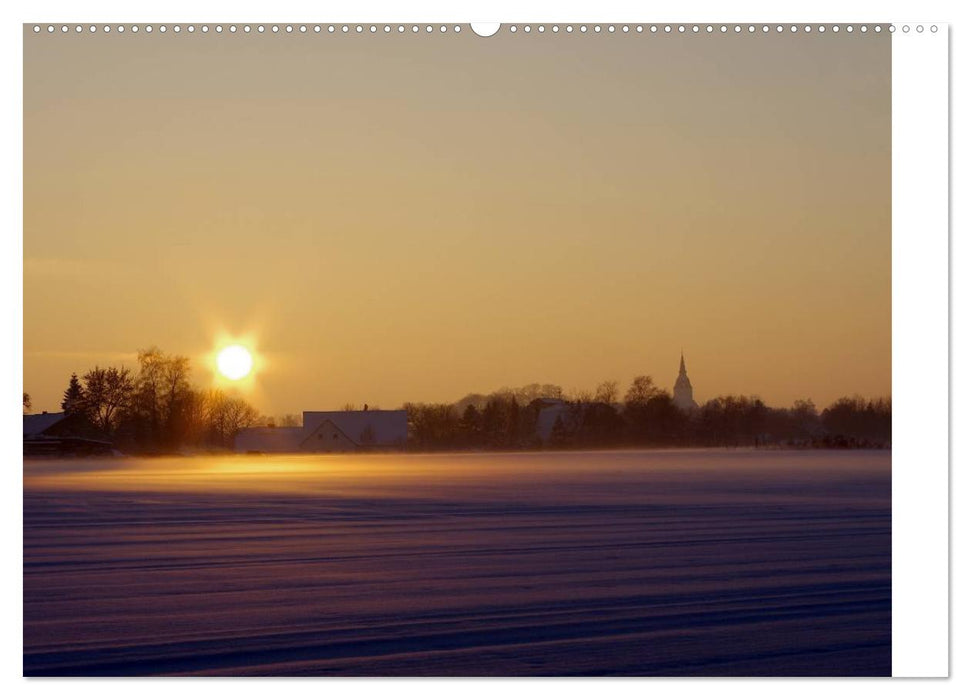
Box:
16;7;949;683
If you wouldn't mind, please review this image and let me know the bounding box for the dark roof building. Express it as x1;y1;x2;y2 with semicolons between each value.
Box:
23;412;69;438
23;412;113;457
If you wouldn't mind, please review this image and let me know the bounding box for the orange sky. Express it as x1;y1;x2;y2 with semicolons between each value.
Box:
24;27;890;415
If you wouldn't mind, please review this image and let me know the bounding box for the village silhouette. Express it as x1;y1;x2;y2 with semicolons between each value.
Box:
23;347;891;457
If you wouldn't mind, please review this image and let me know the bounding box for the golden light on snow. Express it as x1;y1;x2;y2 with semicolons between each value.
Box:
216;344;254;381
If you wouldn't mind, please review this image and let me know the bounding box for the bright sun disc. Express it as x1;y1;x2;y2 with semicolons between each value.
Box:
217;345;253;380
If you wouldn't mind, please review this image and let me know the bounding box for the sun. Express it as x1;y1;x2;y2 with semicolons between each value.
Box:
216;344;253;381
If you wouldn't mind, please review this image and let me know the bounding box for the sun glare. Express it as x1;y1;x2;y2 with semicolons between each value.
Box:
216;344;253;381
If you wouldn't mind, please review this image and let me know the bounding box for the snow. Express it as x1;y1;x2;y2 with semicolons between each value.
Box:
23;449;890;676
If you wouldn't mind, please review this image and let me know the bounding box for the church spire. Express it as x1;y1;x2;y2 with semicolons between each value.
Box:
674;350;697;411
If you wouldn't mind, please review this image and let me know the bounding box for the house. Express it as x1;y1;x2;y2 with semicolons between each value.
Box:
23;411;69;439
235;409;408;453
532;399;572;445
23;412;113;457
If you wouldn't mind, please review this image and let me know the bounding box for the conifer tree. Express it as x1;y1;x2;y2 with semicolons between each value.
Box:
61;373;86;416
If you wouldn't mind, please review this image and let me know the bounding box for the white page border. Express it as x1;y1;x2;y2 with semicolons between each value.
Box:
3;0;956;693
891;23;950;678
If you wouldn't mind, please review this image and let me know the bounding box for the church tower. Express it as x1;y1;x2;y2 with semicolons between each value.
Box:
673;351;698;411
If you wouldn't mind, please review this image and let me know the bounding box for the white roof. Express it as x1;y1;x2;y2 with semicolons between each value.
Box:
302;410;407;446
235;410;408;452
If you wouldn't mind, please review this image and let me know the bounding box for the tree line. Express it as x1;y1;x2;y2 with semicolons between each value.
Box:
53;347;260;453
28;362;890;453
405;377;891;451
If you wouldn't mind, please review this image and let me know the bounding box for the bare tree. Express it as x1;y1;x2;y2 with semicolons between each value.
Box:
133;347;192;443
134;347;165;432
222;398;260;444
162;354;191;425
82;366;134;434
178;389;211;445
594;380;619;405
199;388;229;445
624;375;662;407
199;389;259;447
569;388;594;403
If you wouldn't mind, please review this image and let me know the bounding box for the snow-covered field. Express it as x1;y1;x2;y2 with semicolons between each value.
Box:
23;449;891;676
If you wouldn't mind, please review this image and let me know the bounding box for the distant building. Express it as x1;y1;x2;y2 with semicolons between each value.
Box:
533;398;571;445
235;410;408;453
673;352;699;411
23;412;70;439
23;412;113;457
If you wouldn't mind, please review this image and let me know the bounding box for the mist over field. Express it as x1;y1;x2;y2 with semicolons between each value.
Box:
23;449;890;676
